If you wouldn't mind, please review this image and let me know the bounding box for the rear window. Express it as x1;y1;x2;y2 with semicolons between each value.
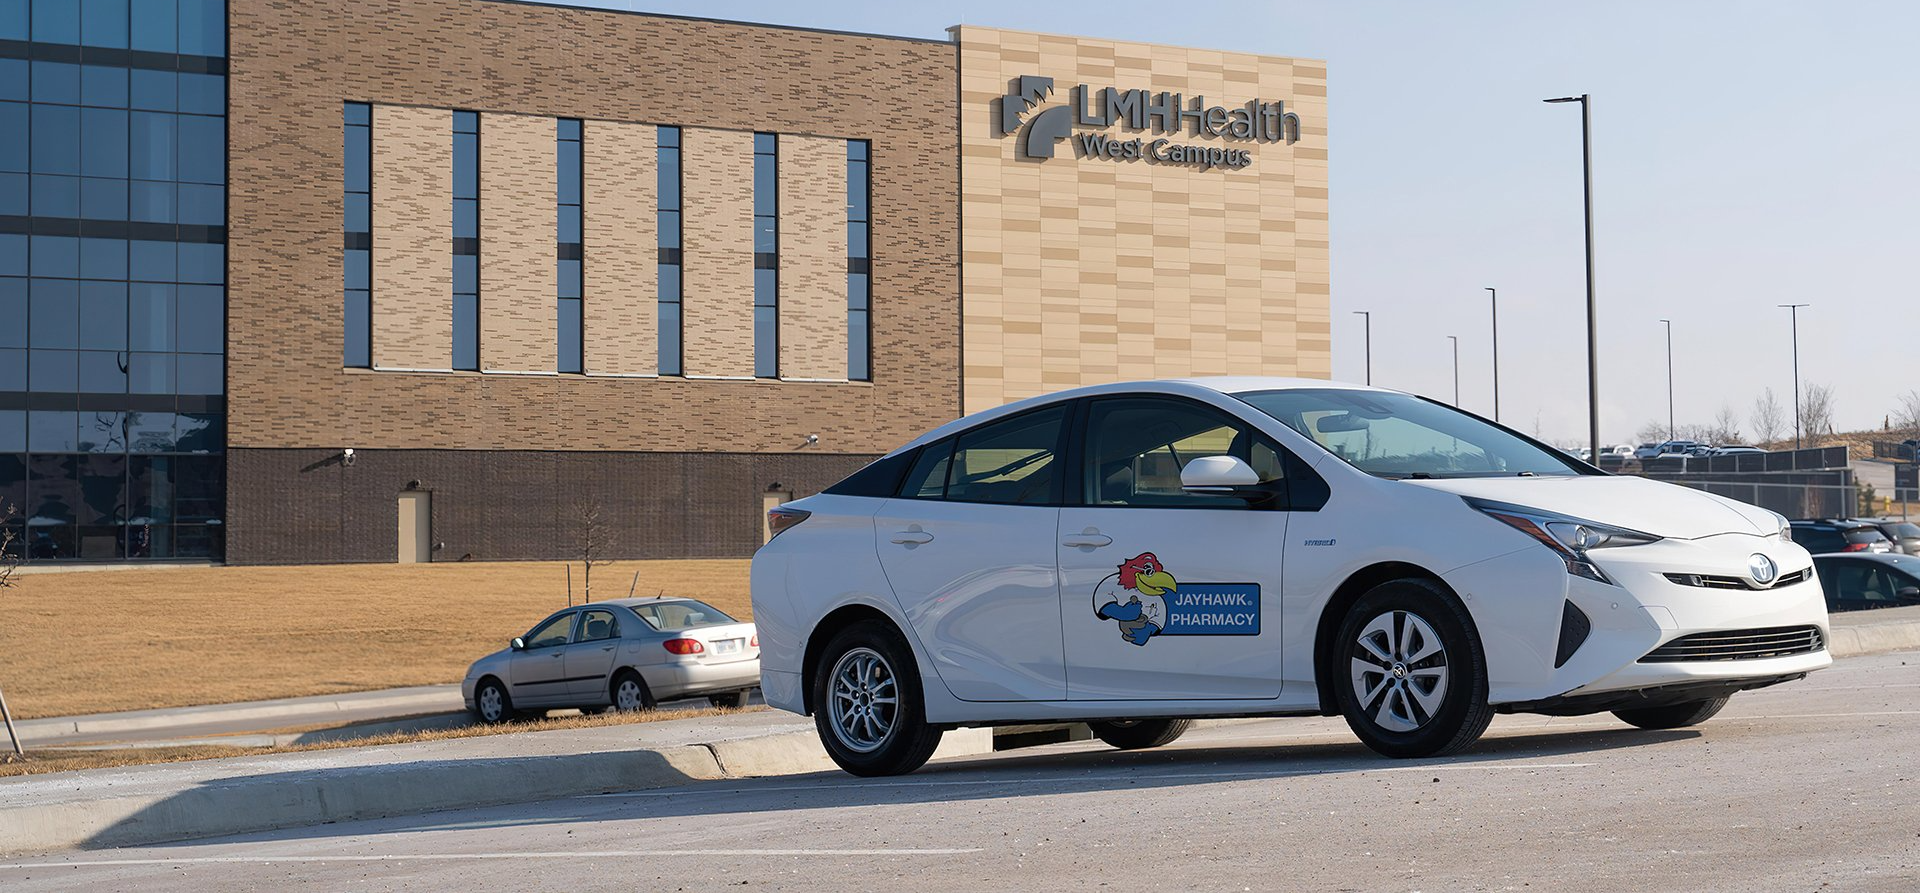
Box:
628;601;734;631
1845;529;1890;544
1890;523;1920;539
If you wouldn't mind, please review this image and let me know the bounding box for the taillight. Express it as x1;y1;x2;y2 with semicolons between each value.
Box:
767;507;811;539
664;638;705;655
750;633;759;648
1844;543;1870;552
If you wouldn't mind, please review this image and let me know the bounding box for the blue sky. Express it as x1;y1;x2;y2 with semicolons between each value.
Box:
575;1;1917;443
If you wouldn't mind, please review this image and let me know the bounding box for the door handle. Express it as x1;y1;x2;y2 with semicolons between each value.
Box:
602;646;615;652
1062;533;1113;548
890;531;934;545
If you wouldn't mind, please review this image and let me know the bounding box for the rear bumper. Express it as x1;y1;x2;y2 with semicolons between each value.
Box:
642;657;761;701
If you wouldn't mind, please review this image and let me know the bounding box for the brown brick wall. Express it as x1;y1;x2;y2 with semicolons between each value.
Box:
227;0;960;454
369;104;453;370
680;127;756;379
478;112;558;373
778;134;850;381
583;119;658;377
226;448;874;563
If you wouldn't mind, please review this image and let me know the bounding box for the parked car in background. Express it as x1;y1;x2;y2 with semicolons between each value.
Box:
1598;444;1635;463
1711;445;1768;456
1788;519;1895;554
1848;518;1920;555
1812;553;1920;612
463;597;760;723
1652;440;1702;458
1632;443;1662;460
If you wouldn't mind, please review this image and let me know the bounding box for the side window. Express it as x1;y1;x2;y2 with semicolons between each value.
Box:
1084;397;1283;509
900;439;954;499
524;613;576;648
578;609;619;642
944;406;1067;505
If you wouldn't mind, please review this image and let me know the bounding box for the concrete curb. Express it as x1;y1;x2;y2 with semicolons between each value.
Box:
0;726;993;856
16;687;464;744
1827;615;1920;658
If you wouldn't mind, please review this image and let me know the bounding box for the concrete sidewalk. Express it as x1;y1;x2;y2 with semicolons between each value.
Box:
14;686;465;748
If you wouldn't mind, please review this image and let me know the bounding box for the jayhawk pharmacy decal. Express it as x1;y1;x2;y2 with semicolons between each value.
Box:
1092;552;1261;646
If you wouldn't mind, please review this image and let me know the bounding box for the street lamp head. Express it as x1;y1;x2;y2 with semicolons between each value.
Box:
1777;303;1810;309
1543;96;1583;104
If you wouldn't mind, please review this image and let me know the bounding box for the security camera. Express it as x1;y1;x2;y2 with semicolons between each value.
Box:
342;448;357;467
804;434;819;446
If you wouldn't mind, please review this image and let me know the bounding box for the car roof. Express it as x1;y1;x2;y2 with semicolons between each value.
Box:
592;597;716;609
1792;519;1875;529
1814;552;1920;568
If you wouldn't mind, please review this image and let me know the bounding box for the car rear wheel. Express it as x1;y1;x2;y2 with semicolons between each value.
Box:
708;689;752;709
1334;579;1494;759
811;620;943;777
1612;696;1730;730
473;677;515;725
610;670;656;713
1089;719;1193;750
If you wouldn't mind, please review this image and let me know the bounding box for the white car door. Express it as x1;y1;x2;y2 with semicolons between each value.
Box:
1058;396;1290;700
872;404;1069;702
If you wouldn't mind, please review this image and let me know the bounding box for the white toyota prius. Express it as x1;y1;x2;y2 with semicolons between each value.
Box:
751;378;1831;776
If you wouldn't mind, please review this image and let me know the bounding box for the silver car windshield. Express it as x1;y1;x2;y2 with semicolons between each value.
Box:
1237;388;1589;479
628;600;735;631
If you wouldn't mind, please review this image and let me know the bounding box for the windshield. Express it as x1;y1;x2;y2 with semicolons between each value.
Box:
1237;388;1589;479
627;600;735;631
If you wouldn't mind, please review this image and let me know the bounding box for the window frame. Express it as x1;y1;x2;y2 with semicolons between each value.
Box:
577;608;620;642
893;403;1071;507
1073;393;1315;512
522;610;578;650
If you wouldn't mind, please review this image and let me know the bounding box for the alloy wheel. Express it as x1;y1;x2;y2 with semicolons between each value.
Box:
1349;610;1451;732
827;647;899;753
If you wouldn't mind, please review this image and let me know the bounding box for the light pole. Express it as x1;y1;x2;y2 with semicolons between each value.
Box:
1779;303;1809;449
1485;287;1500;421
1353;311;1372;385
1447;335;1460;406
1545;94;1600;462
1659;319;1674;441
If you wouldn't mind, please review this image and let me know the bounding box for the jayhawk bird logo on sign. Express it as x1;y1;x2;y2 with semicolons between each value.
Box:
1093;552;1262;647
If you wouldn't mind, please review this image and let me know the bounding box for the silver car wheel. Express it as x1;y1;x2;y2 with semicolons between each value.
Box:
614;677;648;711
827;647;898;754
478;684;506;723
1349;610;1450;733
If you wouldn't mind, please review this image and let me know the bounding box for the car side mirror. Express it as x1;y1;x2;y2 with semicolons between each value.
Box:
1180;456;1281;507
510;637;526;651
1899;587;1920;601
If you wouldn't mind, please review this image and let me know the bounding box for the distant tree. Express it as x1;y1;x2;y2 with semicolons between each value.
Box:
575;498;613;603
1635;420;1670;445
1709;404;1743;445
1800;383;1837;443
1750;388;1785;446
1894;390;1920;437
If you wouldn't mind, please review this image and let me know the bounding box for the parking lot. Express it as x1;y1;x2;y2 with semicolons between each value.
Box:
5;650;1915;892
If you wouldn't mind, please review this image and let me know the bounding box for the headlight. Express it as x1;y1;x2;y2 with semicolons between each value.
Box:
1465;497;1660;585
1770;512;1792;542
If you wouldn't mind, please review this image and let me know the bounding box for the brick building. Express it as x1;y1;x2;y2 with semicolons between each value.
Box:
0;0;1328;564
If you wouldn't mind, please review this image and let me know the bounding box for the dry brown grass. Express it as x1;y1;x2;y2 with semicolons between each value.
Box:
0;559;751;719
0;704;766;778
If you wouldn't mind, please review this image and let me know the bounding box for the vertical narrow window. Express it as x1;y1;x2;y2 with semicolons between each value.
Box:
556;118;582;374
656;125;681;376
752;132;778;379
847;140;871;382
343;102;371;367
452;110;479;371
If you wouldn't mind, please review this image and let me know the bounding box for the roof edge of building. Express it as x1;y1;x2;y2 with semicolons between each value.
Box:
477;0;954;46
947;22;1326;67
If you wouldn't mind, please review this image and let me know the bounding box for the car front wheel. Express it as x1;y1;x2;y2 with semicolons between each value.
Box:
1613;696;1729;730
473;678;515;725
811;620;943;777
1334;579;1494;758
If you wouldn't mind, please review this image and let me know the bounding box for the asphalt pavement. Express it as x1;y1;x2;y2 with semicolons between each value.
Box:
5;651;1918;892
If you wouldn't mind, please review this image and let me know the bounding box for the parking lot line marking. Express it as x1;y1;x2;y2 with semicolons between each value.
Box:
575;761;1594;800
0;849;982;869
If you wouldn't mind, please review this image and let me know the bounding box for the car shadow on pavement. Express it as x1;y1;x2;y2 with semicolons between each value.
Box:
113;724;1695;852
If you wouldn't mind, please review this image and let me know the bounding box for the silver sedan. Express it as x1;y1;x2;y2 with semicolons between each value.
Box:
462;597;760;723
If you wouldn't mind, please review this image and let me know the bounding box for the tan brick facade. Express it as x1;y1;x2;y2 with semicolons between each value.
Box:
227;0;960;455
478;112;558;374
680;127;756;380
582;120;658;377
954;27;1331;414
369;104;453;371
778;134;851;381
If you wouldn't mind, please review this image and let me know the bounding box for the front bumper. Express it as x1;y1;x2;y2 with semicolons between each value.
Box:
642;656;762;701
1448;532;1831;707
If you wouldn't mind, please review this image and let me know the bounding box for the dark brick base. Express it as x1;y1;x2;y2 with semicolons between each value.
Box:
225;449;874;565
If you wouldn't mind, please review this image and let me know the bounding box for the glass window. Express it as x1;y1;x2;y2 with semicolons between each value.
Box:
177;181;221;224
945;406;1067;505
0;236;22;279
31;235;80;277
77;281;127;349
1083;397;1283;508
452;198;476;238
453;254;476;294
29;279;78;348
0;347;22;388
77;410;124;452
343;248;368;289
0;278;23;347
80;176;128;220
128;350;171;393
129;180;174;223
1240;388;1587;479
752;305;776;379
130;0;176;53
177;0;222;57
130;69;176;112
523;612;575;648
128;282;172;349
655;126;681;376
557;258;580;299
0;60;21;102
901;439;953;499
452;135;477;199
656;300;680;376
849;308;869;382
452;293;477;370
32;61;82;105
81;107;129;178
171;453;219;521
79;64;128;107
177;114;223;184
175;352;220;394
344;289;369;367
176;284;220;352
30;347;76;390
1;0;25;39
31;174;80;218
32;0;80;43
28;409;77;451
178;73;223;116
79;236;128;280
556;142;580;207
81;0;129;48
657;210;680;249
129;239;175;281
0;410;21;452
0;172;23;215
628;599;734;632
578;608;618;641
0;103;28;173
78;349;125;393
177;241;220;283
127;410;175;452
557;297;580;373
31;104;82;175
175;411;219;452
129;111;176;180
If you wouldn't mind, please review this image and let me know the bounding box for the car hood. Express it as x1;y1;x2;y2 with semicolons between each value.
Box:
466;648;512;677
1407;474;1773;540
